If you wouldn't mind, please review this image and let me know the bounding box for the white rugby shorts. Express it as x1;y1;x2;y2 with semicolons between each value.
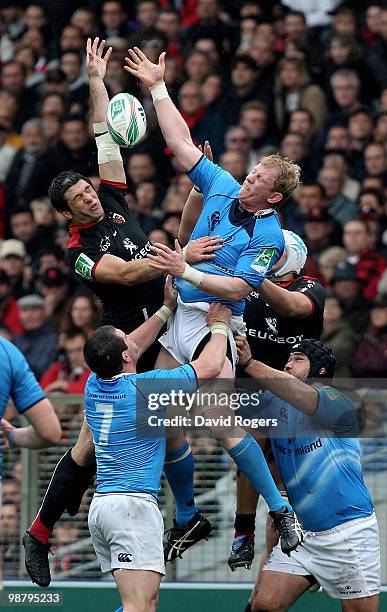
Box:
158;296;246;369
88;492;165;575
263;513;380;599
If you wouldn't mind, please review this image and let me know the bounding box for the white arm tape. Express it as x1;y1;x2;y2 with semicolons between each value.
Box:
93;121;122;164
181;263;204;288
155;305;173;323
210;322;229;337
150;81;169;104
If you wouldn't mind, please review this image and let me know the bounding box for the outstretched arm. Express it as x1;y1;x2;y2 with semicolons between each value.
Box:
236;336;318;415
124;47;202;172
87;37;126;183
178;142;213;245
258;280;314;318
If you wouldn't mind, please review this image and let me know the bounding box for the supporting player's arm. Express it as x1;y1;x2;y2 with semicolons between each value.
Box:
127;276;177;356
124;48;202;172
1;399;62;449
94;253;162;285
148;240;252;300
87;37;126;183
190;304;231;379
257;280;314;318
236;336;318;415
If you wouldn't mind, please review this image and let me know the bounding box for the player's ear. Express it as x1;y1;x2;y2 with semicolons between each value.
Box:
267;192;283;205
62;210;73;221
122;350;130;363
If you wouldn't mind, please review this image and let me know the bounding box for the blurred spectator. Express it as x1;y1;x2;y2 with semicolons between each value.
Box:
366;7;387;93
70;8;97;38
303;207;338;259
0;269;22;335
325;68;364;133
30;197;56;229
185;49;212;84
343;219;386;300
59;49;89;112
348;108;374;154
134;0;159;31
2;479;21;505
40;328;90;394
219;151;248;183
363;142;387;179
248;33;277;106
351;295;387;378
318;245;347;285
224;125;254;171
14;294;58;379
5;118;46;210
280;132;316;182
274;58;327;133
27;115;97;199
186;0;237;56
322;151;360;200
217;55;261;126
321;291;356;378
148;227;173;248
0;60;40;127
1;502;19;579
0;239;32;299
0;123;16;184
60;289;100;336
240;101;278;157
177;80;225;157
99;1;129;39
127;152;157;189
331;261;370;334
318;163;357;226
37;267;71;327
9;206;53;263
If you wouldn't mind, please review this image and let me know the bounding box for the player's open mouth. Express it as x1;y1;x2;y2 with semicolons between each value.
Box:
90;203;99;212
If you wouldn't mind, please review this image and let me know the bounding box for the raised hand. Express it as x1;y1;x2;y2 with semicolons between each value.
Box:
148;239;186;276
124;47;165;88
163;275;178;310
86;37;112;80
185;236;223;264
198;140;213;163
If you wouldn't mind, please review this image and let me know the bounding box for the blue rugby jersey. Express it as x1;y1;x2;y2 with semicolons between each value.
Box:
85;364;197;497
0;338;46;475
174;157;284;316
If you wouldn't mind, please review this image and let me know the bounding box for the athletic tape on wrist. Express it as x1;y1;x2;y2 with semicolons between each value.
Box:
210;322;229;337
181;264;203;287
193;185;203;194
182;246;187;261
93;121;122;164
155;305;173;323
150;81;169;104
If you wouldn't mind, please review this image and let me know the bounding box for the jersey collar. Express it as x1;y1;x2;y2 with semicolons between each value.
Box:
69;215;105;233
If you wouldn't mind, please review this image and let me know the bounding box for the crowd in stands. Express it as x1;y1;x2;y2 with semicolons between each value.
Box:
1;0;387;579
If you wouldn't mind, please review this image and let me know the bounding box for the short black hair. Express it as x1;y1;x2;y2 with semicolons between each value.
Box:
84;325;126;379
231;54;258;72
48;171;92;213
10;206;33;219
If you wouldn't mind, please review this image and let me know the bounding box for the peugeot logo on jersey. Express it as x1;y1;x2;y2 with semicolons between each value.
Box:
265;317;278;334
123;238;138;254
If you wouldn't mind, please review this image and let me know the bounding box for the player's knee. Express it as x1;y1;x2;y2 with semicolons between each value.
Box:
252;593;285;612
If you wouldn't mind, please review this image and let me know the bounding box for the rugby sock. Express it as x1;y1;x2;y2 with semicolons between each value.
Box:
234;513;256;538
164;441;197;528
227;435;292;512
29;449;96;543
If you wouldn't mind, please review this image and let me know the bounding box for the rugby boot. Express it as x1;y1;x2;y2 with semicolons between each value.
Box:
269;506;303;556
22;531;52;587
164;512;212;562
228;535;255;571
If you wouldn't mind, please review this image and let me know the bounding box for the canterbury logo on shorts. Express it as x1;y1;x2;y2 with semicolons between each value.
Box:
117;553;132;563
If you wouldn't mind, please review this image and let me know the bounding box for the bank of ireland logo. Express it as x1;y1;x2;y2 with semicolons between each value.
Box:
208;211;220;232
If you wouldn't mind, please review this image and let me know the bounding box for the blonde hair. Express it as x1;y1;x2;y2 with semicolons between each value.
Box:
260;153;301;201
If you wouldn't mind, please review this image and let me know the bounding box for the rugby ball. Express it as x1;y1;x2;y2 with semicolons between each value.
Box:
106;93;147;147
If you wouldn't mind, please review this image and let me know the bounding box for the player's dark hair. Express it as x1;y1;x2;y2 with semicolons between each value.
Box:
48;171;93;213
84;325;126;379
291;339;336;379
